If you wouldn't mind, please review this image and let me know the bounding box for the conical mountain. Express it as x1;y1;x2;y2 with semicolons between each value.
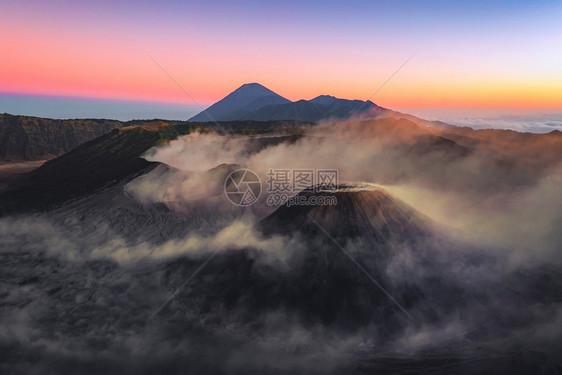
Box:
260;183;432;243
168;183;435;331
188;83;290;122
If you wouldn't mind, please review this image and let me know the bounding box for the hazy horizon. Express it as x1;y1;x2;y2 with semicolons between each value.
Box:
2;92;562;133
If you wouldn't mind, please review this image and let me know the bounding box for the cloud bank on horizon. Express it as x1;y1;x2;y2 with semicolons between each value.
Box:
401;108;562;133
2;91;561;134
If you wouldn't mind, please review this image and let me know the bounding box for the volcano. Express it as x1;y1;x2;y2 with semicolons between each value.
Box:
188;83;291;122
168;183;436;331
188;83;385;123
260;183;432;243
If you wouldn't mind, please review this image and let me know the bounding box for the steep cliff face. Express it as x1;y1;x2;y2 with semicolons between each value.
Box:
0;114;123;162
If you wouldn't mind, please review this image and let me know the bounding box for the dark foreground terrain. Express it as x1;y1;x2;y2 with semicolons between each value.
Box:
1;115;561;374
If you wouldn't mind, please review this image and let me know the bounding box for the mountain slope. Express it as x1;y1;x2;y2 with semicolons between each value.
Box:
242;98;385;122
168;183;436;331
260;183;432;242
0;122;199;215
188;83;290;122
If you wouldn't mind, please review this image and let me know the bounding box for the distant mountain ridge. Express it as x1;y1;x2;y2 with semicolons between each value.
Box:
0;113;124;162
188;83;386;123
0;114;309;163
0;84;453;164
187;83;459;129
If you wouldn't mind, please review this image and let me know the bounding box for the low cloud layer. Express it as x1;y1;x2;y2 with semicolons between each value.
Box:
401;108;562;133
1;116;561;373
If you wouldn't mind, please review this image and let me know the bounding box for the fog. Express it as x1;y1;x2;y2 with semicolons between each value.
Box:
398;108;562;133
1;116;561;373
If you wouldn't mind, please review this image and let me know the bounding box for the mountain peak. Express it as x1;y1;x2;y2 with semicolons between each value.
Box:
188;83;290;122
229;82;281;98
310;95;339;105
239;82;265;88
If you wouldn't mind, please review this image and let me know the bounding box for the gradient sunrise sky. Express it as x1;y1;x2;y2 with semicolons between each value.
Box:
1;0;561;118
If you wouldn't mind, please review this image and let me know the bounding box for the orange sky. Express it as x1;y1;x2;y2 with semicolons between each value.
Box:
1;1;561;109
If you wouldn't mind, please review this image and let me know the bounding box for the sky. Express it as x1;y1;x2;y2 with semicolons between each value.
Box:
1;0;562;121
